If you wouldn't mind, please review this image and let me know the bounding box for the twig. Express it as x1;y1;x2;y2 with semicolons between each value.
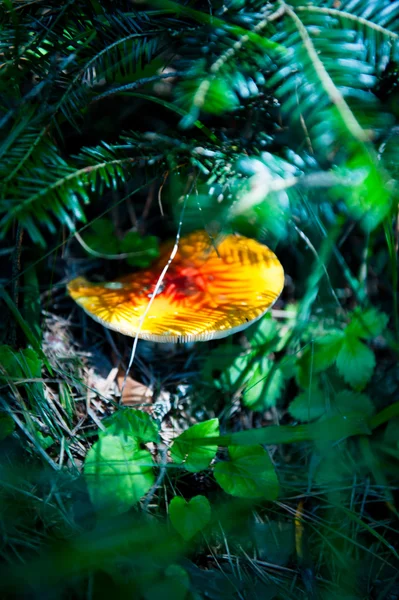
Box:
92;71;186;103
74;231;154;260
142;443;168;510
121;175;195;397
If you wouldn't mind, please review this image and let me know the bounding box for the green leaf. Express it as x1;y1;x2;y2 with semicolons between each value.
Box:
120;232;160;267
288;385;327;422
104;409;159;444
214;445;279;499
296;332;344;387
169;495;211;541
333;391;375;418
171;419;219;472
36;431;55;449
315;332;346;367
247;314;279;349
222;352;256;388
289;388;375;422
84;435;155;514
83;218;119;255
0;413;15;441
336;336;376;389
242;358;284;410
346;307;389;339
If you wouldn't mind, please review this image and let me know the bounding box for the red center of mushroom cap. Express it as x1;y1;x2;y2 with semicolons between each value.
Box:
67;230;285;342
161;267;207;300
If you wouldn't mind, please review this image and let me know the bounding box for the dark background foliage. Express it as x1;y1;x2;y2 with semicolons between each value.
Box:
0;0;399;598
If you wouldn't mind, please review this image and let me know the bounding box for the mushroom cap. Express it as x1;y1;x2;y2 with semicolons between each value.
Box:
67;230;284;342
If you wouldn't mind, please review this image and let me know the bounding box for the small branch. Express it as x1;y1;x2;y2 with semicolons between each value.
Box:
121;174;195;397
142;443;168;510
92;71;186;103
74;231;155;260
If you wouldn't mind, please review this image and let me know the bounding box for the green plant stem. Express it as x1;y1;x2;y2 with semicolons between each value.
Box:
369;402;399;430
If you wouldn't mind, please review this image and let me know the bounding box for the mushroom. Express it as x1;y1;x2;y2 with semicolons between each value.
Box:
67;230;284;342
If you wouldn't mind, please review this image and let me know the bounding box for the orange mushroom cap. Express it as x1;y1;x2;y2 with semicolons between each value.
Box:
67;230;284;342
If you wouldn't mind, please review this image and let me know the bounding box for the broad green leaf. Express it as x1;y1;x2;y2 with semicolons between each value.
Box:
120;232;159;267
336;336;376;389
104;409;159;444
332;391;375;418
296;332;344;387
144;565;190;600
36;431;55;449
84;435;155;514
169;495;211;541
288;386;326;422
247;314;279;349
315;332;346;367
278;354;297;380
221;351;257;389
83;218;119;254
171;419;219;472
346;307;389;339
289;389;374;422
242;357;284;410
0;413;15;440
214;445;279;499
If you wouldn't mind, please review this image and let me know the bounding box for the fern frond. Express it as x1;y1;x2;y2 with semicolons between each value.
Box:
297;0;399;73
0;142;147;246
268;8;380;153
